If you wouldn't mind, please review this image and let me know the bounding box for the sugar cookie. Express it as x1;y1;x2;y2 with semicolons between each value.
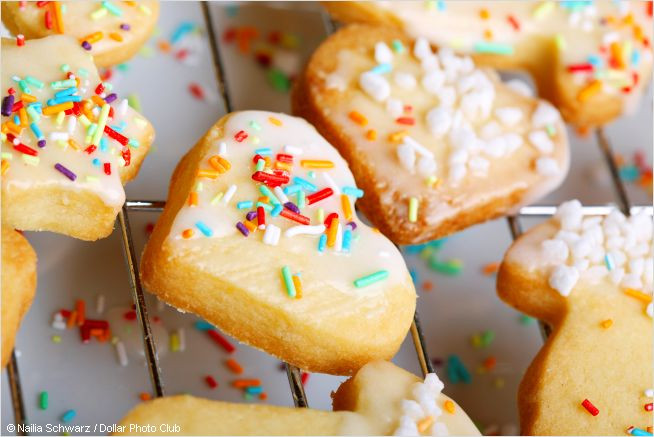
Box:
292;25;569;244
1;228;37;368
1;35;154;241
323;1;653;128
1;1;159;68
140;111;415;375
116;361;480;436
497;200;653;435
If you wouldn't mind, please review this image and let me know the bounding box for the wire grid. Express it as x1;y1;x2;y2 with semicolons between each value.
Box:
5;3;653;434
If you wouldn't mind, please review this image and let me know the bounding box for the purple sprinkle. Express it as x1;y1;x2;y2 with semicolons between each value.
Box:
54;163;76;181
2;95;14;116
346;221;357;230
236;222;249;236
245;211;257;221
81;41;92;51
37;139;46;148
104;93;117;104
120;23;131;31
283;202;300;214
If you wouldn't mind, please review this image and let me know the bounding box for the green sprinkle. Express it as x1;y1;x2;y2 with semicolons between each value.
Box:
22;155;39;166
91;7;108;20
60;64;70;72
307;171;316;179
532;1;555;19
1;152;12;160
429;258;463;275
51;335;61;343
255;159;265;171
555;34;566;51
39;391;48;410
256;202;273;211
519;314;535;325
77;68;89;78
85;176;99;184
139;45;155;58
25;76;44;89
50;79;76;89
391;39;405;53
116;63;129;72
481;330;495;347
546;124;556;137
18;79;31;94
316;208;324;223
26;106;40;123
195;182;203;192
138;4;152;15
281;266;296;298
267;69;291;92
249;120;262;131
102;0;122;16
259;185;280;205
297;190;306;209
127;94;142;111
474;41;514;55
354;270;389;288
408;197;419;223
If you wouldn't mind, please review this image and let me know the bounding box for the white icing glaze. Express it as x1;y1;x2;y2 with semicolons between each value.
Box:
5;1;157;58
373;0;653;105
167;111;409;298
393;372;450;436
1;36;148;206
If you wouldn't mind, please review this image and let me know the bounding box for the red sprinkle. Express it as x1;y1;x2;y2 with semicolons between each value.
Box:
84;145;97;154
306;188;333;205
104;125;129;146
189;82;205;100
234;130;248;142
123;310;137;321
257;206;265;228
301;372;310;385
645;403;653;412
13;142;38;156
279;208;310;225
103;163;111;175
251;170;289;187
12;101;24;112
207;329;235;354
324;212;339;227
396;117;415;126
122;148;131;166
276;153;293;163
507;14;520;31
16;35;25;47
95;83;105;95
205;375;218;389
567;63;594;73
581;399;599;416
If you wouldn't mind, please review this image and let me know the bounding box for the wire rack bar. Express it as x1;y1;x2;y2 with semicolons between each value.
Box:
6;351;26;436
596;128;632;216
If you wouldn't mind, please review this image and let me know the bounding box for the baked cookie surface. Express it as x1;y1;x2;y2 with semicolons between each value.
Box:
324;1;653;128
293;25;569;244
1;228;37;368
141;111;416;375
1;1;159;68
1;35;154;241
497;200;653;435
116;361;480;436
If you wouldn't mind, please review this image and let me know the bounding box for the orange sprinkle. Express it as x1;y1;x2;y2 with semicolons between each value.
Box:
577;80;602;103
484;29;494;40
66;310;77;329
648;427;653;434
42;102;73;115
327;218;339;247
388;130;408;143
232;379;261;388
341;194;353;221
20;94;37;103
91;95;106;107
89;328;105;338
258;196;269;204
348;110;368;126
80;31;103;44
634;25;643;42
109;32;123;42
483;356;496;371
268;116;282;126
1;160;8;175
53;2;64;34
182;229;194;239
600;319;613;329
225;358;244;374
209;155;230;173
188;191;198;206
139;393;151;401
18;108;28;126
444;400;456;414
365;129;377;141
244;220;257;232
300;159;334;169
479;8;490;19
417;416;434;433
197;169;222;179
157;40;171;52
610;41;625;69
3;121;22;136
292;275;303;299
623;288;652;303
422;281;433;291
75;299;85;326
482;262;500;276
259;392;268;401
274;161;292;171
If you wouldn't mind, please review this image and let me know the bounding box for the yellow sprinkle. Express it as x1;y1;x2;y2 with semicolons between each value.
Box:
600;319;613;329
170;332;180;352
20;94;37;103
327;218;339;247
67;139;81;150
1;159;9;175
109;32;123;42
211;192;224;205
623;288;652;303
341;194;353;221
444;399;456;414
577;80;602;103
197;169;222;179
417;416;434;433
388;130;409;143
42;102;73;115
484;29;494;40
292;275;303;299
408;197;419;223
268;116;283;126
301;160;334;169
533;1;555;19
365;129;377;141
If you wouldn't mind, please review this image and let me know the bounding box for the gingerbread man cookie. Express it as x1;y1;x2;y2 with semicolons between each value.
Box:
116;361;480;436
1;228;37;368
324;1;653;128
140;111;416;375
497;200;653;435
1;35;154;241
2;1;159;68
293;24;569;244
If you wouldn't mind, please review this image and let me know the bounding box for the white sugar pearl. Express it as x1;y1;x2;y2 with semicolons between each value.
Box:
504;133;524;153
397;143;416;172
536;157;560;175
531;102;560;128
374;41;393;64
468;156;490;175
400;399;424;420
556;200;583;231
495;107;523;126
449;163;467;183
417;156;437;177
394;416;419;437
432;422;449;437
528;130;554;154
575;259;591;272
394;71;417;90
609;267;625;285
426;107;452;137
556;230;581;245
386;98;404;118
485;137;507;158
542;239;569;263
422;70;446;94
424;373;445;393
480;121;502;140
413;37;432;60
505;78;534;97
421;54;441;72
449;149;468;165
571;237;592;259
549;265;580;296
582;216;603;230
359;71;390;102
436;86;457;107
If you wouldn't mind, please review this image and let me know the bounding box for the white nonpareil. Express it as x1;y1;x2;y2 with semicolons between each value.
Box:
393;372;450;436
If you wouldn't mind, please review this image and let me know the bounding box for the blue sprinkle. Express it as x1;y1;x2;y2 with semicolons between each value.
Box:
128;139;139;148
245;386;263;394
170;22;195;44
587;54;602;67
409;269;418;284
307;171;316;179
370;63;392;74
61;409;76;423
293;177;317;192
194;321;213;331
631;50;641;66
437;0;446;10
254;147;272;156
29;123;43;140
237;201;254;209
13;115;20;125
195;221;213;237
283;184;302;195
342;186;364;198
271;204;283;217
447;355;471;384
92;158;101;167
342;229;352;252
604;253;615;271
620;164;640;182
99;137;108;152
54;87;78;98
318;234;327;252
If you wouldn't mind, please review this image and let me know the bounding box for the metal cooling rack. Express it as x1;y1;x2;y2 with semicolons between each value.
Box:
5;3;652;434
